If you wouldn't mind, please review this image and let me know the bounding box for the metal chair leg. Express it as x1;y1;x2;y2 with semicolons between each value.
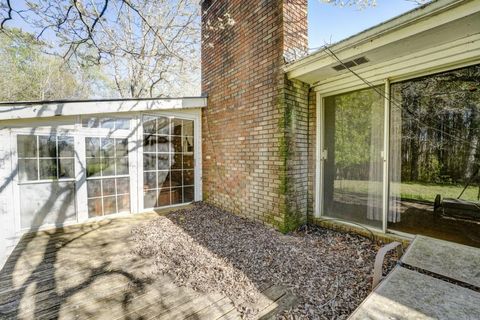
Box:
372;241;404;290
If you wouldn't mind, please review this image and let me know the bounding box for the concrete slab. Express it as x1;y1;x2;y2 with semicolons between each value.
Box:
349;267;480;320
401;235;480;287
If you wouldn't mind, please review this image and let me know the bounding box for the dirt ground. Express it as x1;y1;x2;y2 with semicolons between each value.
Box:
131;203;396;319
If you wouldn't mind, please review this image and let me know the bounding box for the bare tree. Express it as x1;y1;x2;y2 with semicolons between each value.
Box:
0;0;201;98
101;0;200;97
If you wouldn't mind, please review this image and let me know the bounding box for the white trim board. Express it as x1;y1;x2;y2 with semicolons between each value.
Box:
312;33;480;96
0;97;207;121
285;0;479;81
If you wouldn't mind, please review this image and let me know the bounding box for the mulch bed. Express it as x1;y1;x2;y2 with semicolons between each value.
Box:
131;202;397;319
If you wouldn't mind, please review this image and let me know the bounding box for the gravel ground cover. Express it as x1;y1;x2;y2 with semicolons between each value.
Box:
131;203;397;319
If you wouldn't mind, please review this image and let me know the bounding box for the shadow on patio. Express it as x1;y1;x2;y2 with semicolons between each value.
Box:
0;206;254;320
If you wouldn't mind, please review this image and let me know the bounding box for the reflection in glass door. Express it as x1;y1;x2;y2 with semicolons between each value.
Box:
323;87;384;229
142;115;195;209
85;137;130;217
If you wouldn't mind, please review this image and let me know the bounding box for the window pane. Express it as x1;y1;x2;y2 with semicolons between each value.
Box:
86;138;101;158
115;119;130;130
172;153;182;170
143;116;156;133
82;118;100;128
172;136;182;153
171;187;182;204
183;170;194;186
143;154;156;171
172;119;182;135
183;186;194;203
100;118;115;129
88;198;103;217
102;158;115;176
158;171;171;188
86;158;102;177
103;196;117;215
183;154;194;169
143;135;157;153
116;139;128;157
116;157;129;175
157;136;170;153
116;177;130;194
171;170;182;187
158;153;170;170
87;179;102;198
183;136;194;153
144;190;157;208
102;178;116;196
117;194;130;212
158;188;171;206
18;135;37;158
101;138;115;158
19;159;38;181
39;159;57;180
39;136;56;158
183;120;194;137
58;158;74;178
144;172;156;190
157;117;170;135
58;136;74;157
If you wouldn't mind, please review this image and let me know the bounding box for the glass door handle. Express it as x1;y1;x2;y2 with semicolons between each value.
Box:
321;150;328;160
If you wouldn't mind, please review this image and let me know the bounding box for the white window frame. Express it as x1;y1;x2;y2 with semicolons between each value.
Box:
7;108;202;233
82;136;133;219
16;135;76;184
10;122;79;233
76;116;137;222
138;110;202;212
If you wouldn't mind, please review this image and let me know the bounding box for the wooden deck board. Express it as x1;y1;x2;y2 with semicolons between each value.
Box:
0;211;295;319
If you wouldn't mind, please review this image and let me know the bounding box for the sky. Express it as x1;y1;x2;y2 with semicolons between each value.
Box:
308;0;423;50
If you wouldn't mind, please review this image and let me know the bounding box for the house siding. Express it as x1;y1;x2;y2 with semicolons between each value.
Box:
201;0;311;231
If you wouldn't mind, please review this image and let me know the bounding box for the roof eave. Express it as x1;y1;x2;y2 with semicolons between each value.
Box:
0;97;207;121
284;0;466;77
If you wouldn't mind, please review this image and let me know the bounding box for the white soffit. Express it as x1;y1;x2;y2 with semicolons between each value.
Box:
285;0;480;84
0;97;207;121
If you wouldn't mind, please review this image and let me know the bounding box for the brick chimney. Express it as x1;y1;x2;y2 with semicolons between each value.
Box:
201;0;312;232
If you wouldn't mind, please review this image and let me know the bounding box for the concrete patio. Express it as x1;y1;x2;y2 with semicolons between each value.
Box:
0;207;293;320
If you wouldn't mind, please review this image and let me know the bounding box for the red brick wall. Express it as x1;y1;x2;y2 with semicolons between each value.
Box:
201;0;309;230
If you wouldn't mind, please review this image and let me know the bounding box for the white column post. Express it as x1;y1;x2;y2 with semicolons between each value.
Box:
130;116;141;213
194;109;203;202
382;79;391;233
75;132;88;222
315;92;324;218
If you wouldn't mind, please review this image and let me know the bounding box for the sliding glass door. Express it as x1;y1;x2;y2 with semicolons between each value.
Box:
322;87;385;229
388;65;480;247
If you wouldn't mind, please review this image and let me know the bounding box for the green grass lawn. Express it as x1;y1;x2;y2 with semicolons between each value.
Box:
333;180;480;202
